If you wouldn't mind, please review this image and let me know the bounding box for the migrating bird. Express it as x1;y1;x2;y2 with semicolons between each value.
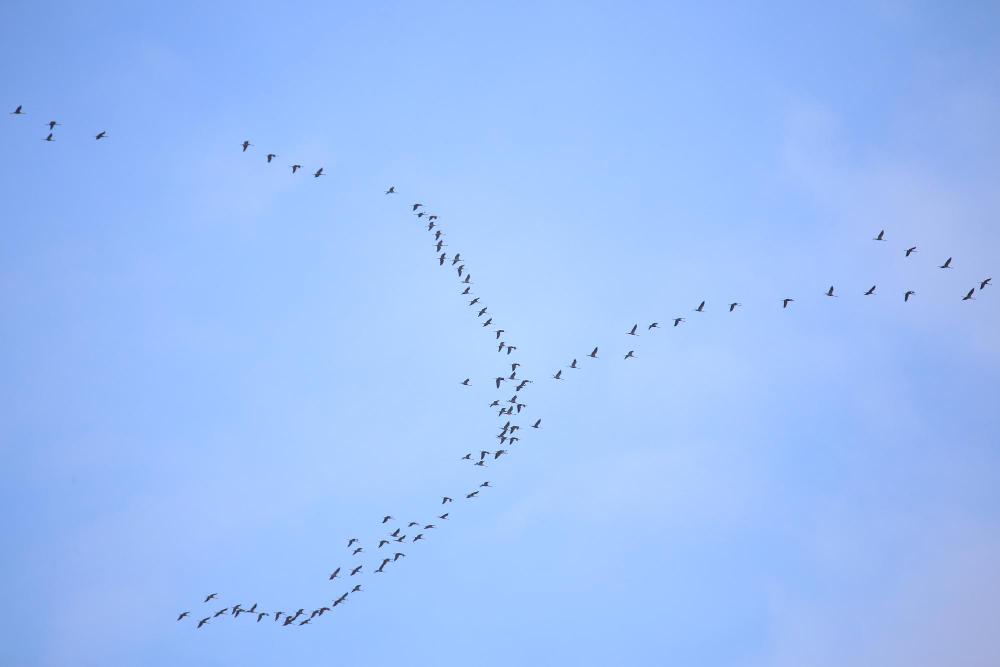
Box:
496;329;505;339
627;324;638;336
494;450;507;459
177;612;190;621
648;322;659;329
204;593;218;603
10;105;24;114
569;359;578;369
197;617;210;628
385;186;395;194
439;513;449;520
434;240;446;252
506;345;517;355
352;547;363;555
469;297;480;306
729;303;741;312
382;515;394;523
939;257;953;269
482;318;492;327
588;347;599;358
532;419;541;428
266;153;277;163
257;612;269;622
442;496;453;504
673;317;685;326
980;278;991;290
624;350;635;359
413;534;424;542
42;133;54;142
552;370;563;380
379;539;390;548
46;121;60;130
694;301;706;312
480;481;491;488
462;287;472;295
393;552;405;561
348;538;359;547
350;565;362;576
241;140;253;151
905;246;917;257
904;290;916;302
413;203;424;211
438;252;447;266
782;299;794;308
479;308;489;317
329;568;341;580
864;285;876;295
874;229;886;241
495;376;506;389
825;286;837;297
214;608;228;617
452;253;462;265
290;164;302;173
313;167;324;178
466;491;479;499
351;585;363;593
461;378;470;386
962;288;976;301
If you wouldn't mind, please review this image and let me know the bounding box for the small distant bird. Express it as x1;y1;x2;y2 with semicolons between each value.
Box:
282;617;295;625
694;301;706;312
300;619;311;626
469;297;480;306
627;324;638;336
434;240;446;252
290;164;302;173
461;378;470;386
385;186;395;194
495;376;506;389
980;278;991;289
257;612;269;622
329;568;340;580
462;452;472;459
673;317;684;326
452;253;462;264
442;496;453;504
204;593;218;603
407;521;419;527
42;133;54;141
241;140;253;151
588;347;599;358
214;608;228;617
415;211;426;218
382;515;393;523
962;288;975;301
413;534;424;542
266;153;277;163
552;370;563;380
274;612;283;622
569;359;578;369
825;286;837;297
494;450;506;459
939;257;953;269
511;362;520;371
532;419;541;428
480;450;491;461
864;285;876;295
351;585;363;593
904;290;915;302
348;538;359;547
475;460;486;466
438;252;447;265
782;299;794;308
197;617;210;628
313;167;324;178
729;303;741;312
352;547;363;555
428;215;438;221
466;491;479;499
506;345;517;354
412;203;423;211
10;105;24;114
389;528;400;537
648;322;659;330
480;481;491;488
379;539;390;548
350;565;362;576
624;350;635;359
905;246;917;257
462;287;472;295
874;230;886;241
47;121;60;130
393;552;406;561
482;318;492;327
479;308;489;317
439;513;449;520
177;612;190;621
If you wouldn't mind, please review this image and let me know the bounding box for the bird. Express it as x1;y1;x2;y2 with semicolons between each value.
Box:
378;539;390;548
247;603;257;613
452;254;462;265
673;317;685;326
241;140;253;151
782;299;794;308
428;215;438;221
214;608;228;617
329;568;340;580
42;133;54;141
864;285;876;295
413;203;424;211
874;229;886;241
506;345;517;355
494;450;507;459
939;257;953;269
496;329;505;340
197;617;210;628
627;324;638;336
438;253;447;266
351;585;363;593
479;308;489;317
415;211;426;218
407;521;419;527
204;593;218;603
274;612;283;622
177;612;190;621
552;370;563;380
462;286;472;295
569;359;578;369
511;362;521;371
648;322;659;329
389;528;400;537
350;565;362;576
348;537;359;547
461;378;470;386
825;286;837;297
480;481;491;488
313;167;324;178
469;297;480;306
413;534;424;542
10;105;24;114
962;288;976;301
694;301;706;312
439;513;449;520
532;419;541;428
299;619;311;626
352;547;363;555
482;318;492;327
385;186;395;194
466;491;479;499
266;153;277;163
290;164;302;173
462;452;472;459
729;303;741;312
480;450;491;460
475;460;486;466
588;347;599;358
905;246;917;257
46;121;60;130
282;617;295;626
257;612;269;622
904;290;915;302
624;350;635;359
442;496;453;504
382;515;393;523
981;278;992;289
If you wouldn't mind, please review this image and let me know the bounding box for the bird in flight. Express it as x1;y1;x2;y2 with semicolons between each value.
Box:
257;612;269;622
782;299;794;308
313;167;324;178
673;317;685;326
825;286;837;297
290;164;302;173
204;593;217;602
350;565;362;576
442;496;453;504
466;491;479;499
413;534;424;542
939;257;953;269
266;153;277;163
532;419;541;428
42;133;54;142
439;513;449;520
552;370;563;380
905;246;917;257
10;105;24;114
874;229;886;241
177;612;190;621
569;359;578;369
729;302;741;312
348;537;359;546
385;186;395;194
197;617;210;628
47;121;60;130
413;203;424;211
241;140;253;151
962;288;976;301
329;568;340;580
378;539;390;548
94;131;107;140
980;278;991;289
904;290;915;302
648;322;659;329
382;515;394;523
461;378;470;386
624;350;635;359
352;547;363;555
694;301;706;312
864;285;876;295
627;324;638;336
588;347;599;358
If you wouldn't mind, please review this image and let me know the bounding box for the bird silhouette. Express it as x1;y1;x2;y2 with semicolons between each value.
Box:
729;302;741;312
385;186;395;194
588;347;599;358
904;290;915;302
825;286;837;297
962;288;976;301
313;167;324;178
864;285;876;295
266;153;277;163
874;230;886;241
10;105;24;114
694;301;706;312
241;140;252;151
782;299;794;308
905;246;917;257
939;257;953;269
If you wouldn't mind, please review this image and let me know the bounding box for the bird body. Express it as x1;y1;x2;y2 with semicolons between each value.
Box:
904;290;915;302
864;285;876;295
939;257;953;269
782;299;794;308
313;167;324;178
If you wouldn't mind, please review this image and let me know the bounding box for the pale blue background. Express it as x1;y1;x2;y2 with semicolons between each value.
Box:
2;1;999;665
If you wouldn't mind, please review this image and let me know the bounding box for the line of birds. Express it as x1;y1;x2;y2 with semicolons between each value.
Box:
239;140;326;178
9;105;107;142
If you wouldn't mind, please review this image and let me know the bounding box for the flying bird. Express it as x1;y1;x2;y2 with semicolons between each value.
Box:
624;350;635;359
782;299;794;308
413;203;424;211
461;378;470;386
241;140;253;151
552;370;563;380
962;288;976;301
466;491;479;499
532;419;541;428
673;317;685;326
10;105;24;114
266;153;276;163
439;513;449;520
939;257;953;269
290;164;302;173
874;230;886;241
42;133;54;141
627;324;638;336
442;496;453;504
482;318;492;327
382;515;394;523
413;534;424;542
905;246;917;257
348;538;359;547
588;347;598;358
694;301;706;312
197;617;210;628
825;286;837;297
350;565;362;576
352;547;363;555
864;285;876;295
257;612;269;622
569;359;578;369
379;539;390;548
496;329;505;339
177;612;190;621
980;278;991;289
729;303;741;312
329;568;340;580
385;186;395;194
313;167;324;178
47;121;60;130
904;290;915;302
204;593;217;603
648;322;659;329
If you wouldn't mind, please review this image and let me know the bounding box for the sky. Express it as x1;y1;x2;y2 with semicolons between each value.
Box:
1;1;999;665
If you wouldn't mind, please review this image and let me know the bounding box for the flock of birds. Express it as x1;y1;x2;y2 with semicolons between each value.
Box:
9;108;992;628
9;105;107;142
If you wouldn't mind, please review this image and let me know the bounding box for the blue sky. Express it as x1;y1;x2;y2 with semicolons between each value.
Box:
2;1;999;665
